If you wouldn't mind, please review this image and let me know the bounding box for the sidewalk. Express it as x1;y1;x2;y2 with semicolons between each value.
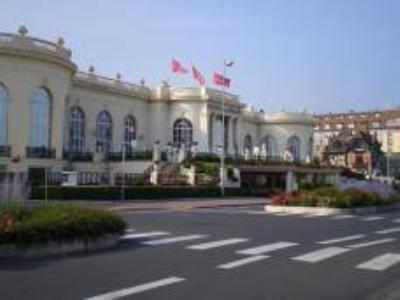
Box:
110;197;268;212
26;197;268;212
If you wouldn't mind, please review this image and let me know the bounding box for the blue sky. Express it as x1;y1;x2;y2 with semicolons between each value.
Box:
1;0;399;113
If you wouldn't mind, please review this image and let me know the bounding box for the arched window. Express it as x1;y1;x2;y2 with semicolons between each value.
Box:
308;136;314;158
0;84;8;145
124;115;137;152
263;135;278;159
68;106;85;152
287;135;301;161
28;87;50;147
173;118;193;145
244;134;253;157
96;110;112;152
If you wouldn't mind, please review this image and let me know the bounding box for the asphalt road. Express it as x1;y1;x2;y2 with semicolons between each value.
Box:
1;206;400;300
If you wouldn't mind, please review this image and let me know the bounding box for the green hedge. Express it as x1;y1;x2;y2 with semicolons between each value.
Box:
0;205;127;247
30;186;266;200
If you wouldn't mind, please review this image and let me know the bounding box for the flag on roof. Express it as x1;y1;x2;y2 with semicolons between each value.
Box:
192;66;206;86
171;58;188;74
213;72;231;88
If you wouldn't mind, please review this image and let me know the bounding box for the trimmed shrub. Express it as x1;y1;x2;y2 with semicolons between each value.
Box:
30;186;266;200
341;168;366;180
195;162;220;177
0;205;126;247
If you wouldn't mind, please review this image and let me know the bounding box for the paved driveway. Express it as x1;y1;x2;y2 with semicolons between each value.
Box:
1;206;400;300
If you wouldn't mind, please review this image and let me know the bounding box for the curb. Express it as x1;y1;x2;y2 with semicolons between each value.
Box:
0;235;120;259
111;201;268;212
265;204;400;216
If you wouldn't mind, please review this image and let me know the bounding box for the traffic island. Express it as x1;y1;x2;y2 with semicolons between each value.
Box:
0;205;126;258
265;187;400;215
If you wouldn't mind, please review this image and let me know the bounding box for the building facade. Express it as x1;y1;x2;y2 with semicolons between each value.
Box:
314;109;400;159
0;27;314;177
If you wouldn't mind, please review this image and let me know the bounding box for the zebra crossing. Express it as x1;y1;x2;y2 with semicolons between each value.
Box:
194;207;400;224
120;228;400;273
85;229;400;299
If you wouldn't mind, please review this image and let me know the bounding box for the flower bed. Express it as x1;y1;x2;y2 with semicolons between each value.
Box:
271;187;400;209
0;205;126;249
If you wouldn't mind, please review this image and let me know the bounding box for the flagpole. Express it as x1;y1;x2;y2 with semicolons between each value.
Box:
220;60;233;197
220;63;227;197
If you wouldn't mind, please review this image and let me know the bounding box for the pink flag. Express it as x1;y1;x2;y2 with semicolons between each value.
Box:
192;66;205;86
171;58;188;74
213;72;231;88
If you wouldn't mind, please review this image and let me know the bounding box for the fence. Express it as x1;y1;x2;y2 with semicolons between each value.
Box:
44;171;149;186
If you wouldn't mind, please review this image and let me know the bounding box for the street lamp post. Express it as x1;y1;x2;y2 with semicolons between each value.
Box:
387;131;392;178
220;60;234;197
121;143;126;201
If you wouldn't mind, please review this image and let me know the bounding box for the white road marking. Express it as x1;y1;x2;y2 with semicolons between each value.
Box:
120;231;170;240
217;255;269;270
375;227;400;235
317;234;366;245
360;216;385;222
237;241;298;255
346;238;396;249
356;253;400;271
303;213;329;218
186;238;249;250
271;212;293;216
245;211;268;215
393;219;400;223
125;228;135;233
141;234;208;246
292;247;350;263
331;215;355;220
85;276;185;300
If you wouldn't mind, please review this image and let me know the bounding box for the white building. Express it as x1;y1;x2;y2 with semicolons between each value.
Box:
0;27;314;179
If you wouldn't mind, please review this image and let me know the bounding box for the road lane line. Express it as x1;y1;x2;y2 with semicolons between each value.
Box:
186;238;249;250
237;241;298;255
141;234;208;246
292;247;350;263
271;212;293;216
375;227;400;235
120;231;170;240
217;255;269;270
346;238;396;249
393;219;400;223
360;216;385;222
245;211;268;215
317;234;366;245
303;212;330;218
356;253;400;271
85;276;185;300
331;215;355;220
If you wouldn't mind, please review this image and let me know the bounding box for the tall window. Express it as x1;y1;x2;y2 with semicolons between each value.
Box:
287;135;301;161
28;87;50;147
0;84;8;145
308;136;314;158
124;115;137;152
96;110;112;152
244;134;253;156
173;118;193;145
263;135;278;159
68;106;85;152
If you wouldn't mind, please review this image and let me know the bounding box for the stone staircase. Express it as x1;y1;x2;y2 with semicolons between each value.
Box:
158;162;189;186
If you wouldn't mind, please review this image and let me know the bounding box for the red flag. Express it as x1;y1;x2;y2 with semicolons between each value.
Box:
171;58;188;74
213;72;231;88
192;66;205;86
